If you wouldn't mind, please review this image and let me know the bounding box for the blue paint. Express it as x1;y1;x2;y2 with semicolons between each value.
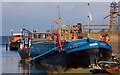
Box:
32;47;58;61
29;43;56;56
30;38;112;61
66;39;112;53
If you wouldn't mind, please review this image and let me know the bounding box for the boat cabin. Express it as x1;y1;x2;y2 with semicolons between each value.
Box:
12;33;22;42
32;32;50;40
61;23;83;42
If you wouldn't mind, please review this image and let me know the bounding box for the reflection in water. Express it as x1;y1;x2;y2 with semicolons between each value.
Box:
19;61;30;75
18;60;48;74
2;46;48;74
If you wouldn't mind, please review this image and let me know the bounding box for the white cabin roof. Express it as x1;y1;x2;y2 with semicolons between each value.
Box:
13;33;22;36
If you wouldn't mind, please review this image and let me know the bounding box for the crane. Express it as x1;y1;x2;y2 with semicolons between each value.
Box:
104;2;120;33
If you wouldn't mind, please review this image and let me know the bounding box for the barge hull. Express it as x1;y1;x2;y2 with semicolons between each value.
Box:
32;48;112;68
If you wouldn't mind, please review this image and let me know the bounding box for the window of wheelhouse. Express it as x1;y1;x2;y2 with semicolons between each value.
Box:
32;33;49;39
38;34;41;38
14;35;21;37
33;34;37;38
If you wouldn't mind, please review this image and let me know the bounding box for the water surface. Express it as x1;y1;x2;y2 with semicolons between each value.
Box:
1;45;47;74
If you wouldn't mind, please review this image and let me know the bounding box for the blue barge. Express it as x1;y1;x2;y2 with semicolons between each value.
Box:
30;39;112;67
18;28;112;68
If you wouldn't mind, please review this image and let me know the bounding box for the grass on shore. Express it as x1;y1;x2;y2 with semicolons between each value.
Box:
48;67;92;74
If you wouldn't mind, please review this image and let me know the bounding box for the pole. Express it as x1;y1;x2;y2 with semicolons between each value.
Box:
87;15;90;38
57;6;61;40
87;3;90;38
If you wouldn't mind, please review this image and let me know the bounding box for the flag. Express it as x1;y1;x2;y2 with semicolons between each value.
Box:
88;12;92;20
53;20;59;25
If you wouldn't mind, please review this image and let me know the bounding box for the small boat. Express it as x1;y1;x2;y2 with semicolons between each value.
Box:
98;61;119;74
90;61;120;74
9;33;22;51
104;68;119;74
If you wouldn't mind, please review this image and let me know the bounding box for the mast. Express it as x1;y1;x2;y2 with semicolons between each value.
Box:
57;6;61;39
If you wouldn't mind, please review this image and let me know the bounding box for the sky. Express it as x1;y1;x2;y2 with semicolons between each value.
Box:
2;2;113;36
1;0;120;36
1;0;120;2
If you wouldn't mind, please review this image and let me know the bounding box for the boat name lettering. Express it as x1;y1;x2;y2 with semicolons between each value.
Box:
90;43;98;46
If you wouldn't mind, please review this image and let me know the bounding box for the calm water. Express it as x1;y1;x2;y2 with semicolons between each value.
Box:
1;45;48;74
